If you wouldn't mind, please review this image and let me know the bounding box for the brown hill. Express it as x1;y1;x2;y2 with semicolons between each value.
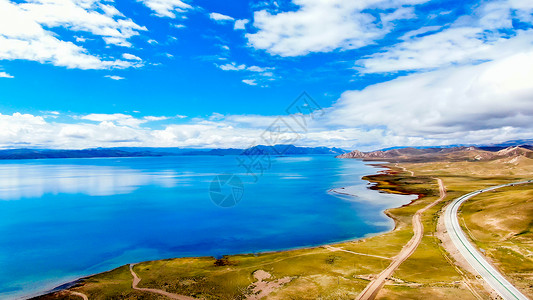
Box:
336;146;533;162
495;146;533;158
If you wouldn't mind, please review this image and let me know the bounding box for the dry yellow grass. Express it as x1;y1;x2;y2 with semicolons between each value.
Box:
460;186;533;298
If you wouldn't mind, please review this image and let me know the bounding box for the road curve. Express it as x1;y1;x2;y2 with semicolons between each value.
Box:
357;178;447;300
444;180;532;300
130;264;197;300
69;291;89;300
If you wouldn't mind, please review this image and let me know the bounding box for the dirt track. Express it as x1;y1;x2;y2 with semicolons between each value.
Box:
69;291;89;300
356;177;446;300
129;263;197;300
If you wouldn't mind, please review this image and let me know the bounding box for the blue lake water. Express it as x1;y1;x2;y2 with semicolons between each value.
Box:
0;155;416;299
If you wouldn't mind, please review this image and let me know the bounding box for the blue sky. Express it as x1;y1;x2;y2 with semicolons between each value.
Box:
0;0;532;150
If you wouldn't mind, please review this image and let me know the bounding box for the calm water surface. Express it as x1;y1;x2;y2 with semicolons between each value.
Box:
0;155;416;299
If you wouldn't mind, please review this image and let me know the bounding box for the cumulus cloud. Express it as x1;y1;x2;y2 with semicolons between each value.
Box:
122;53;142;61
399;26;441;40
246;0;427;57
138;0;192;18
81;113;173;127
216;62;275;86
81;113;145;127
0;112;284;149
209;12;234;22
144;116;169;121
234;19;249;30
356;0;533;73
218;62;246;71
241;79;257;86
328;50;533;147
0;71;13;78
104;75;125;80
217;62;272;73
0;0;145;69
356;29;533;73
13;0;146;47
0;110;312;149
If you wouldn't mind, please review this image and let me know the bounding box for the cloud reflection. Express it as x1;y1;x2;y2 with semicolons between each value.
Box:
0;164;178;200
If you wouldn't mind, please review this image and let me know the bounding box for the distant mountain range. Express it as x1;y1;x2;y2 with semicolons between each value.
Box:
378;139;533;152
3;140;533;161
243;145;347;155
0;149;164;160
0;145;348;160
337;146;533;162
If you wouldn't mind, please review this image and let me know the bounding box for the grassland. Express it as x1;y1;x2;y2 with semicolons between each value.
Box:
35;158;533;299
459;185;533;297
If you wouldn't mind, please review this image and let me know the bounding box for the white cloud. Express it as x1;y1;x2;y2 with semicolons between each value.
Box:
356;0;533;73
122;53;142;61
218;62;246;71
0;0;145;70
328;50;533;148
209;12;235;22
217;62;275;86
138;0;192;18
0;34;136;70
356;28;533;73
81;113;142;126
0;71;13;78
217;62;273;73
104;75;125;80
242;79;257;86
247;65;268;73
510;0;533;23
0;112;273;149
399;25;441;40
234;19;249;30
380;6;415;24
246;0;428;57
144;116;169;121
0;112;376;149
13;0;147;47
81;113;174;127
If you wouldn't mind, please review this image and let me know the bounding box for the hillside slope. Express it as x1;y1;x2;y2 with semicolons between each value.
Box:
337;146;533;162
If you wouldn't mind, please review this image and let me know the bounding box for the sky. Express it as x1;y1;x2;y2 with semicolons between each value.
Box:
0;0;532;150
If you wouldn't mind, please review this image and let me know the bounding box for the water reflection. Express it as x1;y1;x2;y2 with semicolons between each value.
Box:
0;164;178;200
332;185;416;206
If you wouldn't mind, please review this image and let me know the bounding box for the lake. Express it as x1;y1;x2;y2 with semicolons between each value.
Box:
0;155;416;299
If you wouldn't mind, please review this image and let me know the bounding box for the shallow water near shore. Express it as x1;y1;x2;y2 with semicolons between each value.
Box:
0;155;416;299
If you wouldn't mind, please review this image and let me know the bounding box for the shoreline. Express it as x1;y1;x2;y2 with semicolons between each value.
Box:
31;162;422;300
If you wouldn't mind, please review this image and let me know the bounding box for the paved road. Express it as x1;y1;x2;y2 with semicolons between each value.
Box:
357;178;447;300
444;180;532;300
